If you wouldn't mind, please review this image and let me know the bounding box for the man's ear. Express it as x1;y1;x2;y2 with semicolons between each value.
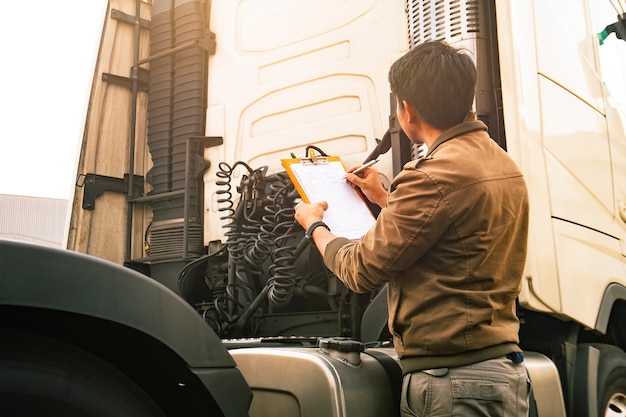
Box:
402;100;420;125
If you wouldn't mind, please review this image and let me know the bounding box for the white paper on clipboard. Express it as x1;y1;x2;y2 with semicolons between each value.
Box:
288;160;375;240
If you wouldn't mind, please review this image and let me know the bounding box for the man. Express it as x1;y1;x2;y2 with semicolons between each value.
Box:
294;40;530;416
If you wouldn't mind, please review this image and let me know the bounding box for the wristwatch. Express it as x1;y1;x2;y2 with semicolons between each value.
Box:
305;221;330;240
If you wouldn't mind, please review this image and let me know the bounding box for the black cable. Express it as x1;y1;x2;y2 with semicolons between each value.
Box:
304;145;328;156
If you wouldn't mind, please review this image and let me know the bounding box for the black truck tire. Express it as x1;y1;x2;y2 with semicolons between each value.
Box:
593;343;626;417
0;331;165;417
575;343;626;417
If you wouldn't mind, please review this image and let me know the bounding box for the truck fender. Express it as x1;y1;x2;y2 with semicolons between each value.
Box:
0;239;251;417
595;282;626;333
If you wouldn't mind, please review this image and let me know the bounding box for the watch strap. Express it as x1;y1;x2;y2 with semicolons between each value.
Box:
305;221;330;239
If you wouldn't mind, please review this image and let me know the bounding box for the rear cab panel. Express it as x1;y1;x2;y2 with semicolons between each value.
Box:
203;0;408;242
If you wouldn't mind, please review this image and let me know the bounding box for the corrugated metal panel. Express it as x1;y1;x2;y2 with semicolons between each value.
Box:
0;194;69;248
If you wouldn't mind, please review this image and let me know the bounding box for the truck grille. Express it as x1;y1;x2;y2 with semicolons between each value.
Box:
406;0;481;46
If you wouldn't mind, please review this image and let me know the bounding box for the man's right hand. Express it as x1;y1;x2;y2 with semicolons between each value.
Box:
345;166;388;208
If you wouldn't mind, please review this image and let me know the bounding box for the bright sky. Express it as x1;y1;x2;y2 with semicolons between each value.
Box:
0;1;107;200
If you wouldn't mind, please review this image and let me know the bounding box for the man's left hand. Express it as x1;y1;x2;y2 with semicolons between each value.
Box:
294;200;328;230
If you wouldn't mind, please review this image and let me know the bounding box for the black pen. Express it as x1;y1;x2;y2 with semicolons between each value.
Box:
345;159;379;178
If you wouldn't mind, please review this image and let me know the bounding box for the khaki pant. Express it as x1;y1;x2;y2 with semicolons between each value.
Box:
401;356;530;417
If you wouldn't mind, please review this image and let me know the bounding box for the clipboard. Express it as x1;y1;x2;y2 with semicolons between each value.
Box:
282;152;376;240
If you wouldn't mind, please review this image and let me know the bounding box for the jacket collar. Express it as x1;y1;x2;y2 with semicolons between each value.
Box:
403;114;488;170
425;115;487;158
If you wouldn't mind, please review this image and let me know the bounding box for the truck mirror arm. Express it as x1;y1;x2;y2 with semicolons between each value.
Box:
598;13;626;45
363;129;393;164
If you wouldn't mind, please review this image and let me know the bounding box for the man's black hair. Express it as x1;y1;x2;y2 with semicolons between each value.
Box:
388;40;477;130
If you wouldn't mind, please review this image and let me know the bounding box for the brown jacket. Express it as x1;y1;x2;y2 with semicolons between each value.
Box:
324;120;529;373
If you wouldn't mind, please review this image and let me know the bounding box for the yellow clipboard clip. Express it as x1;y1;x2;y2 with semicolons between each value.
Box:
300;149;329;165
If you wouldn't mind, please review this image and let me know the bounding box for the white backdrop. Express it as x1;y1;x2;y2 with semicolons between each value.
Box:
0;1;107;199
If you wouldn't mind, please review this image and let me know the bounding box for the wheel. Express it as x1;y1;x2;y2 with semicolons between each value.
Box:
595;344;626;417
605;392;626;417
0;331;165;417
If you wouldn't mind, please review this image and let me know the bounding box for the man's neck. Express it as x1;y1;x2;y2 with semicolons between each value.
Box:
418;123;445;148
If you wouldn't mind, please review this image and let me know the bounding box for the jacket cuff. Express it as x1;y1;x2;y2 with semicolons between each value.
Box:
323;237;353;272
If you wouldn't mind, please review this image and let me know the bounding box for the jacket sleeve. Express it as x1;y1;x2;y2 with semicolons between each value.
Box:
323;167;451;293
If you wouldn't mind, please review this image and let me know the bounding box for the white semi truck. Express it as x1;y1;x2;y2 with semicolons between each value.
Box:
1;0;626;416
